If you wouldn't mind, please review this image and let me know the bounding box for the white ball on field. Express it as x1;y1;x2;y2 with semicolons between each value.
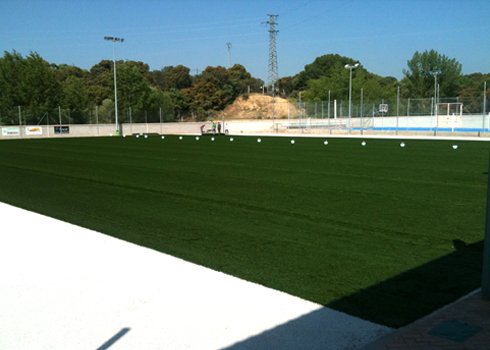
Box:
136;135;139;138
123;135;126;138
196;136;199;141
161;136;165;139
361;141;366;146
257;138;261;143
211;137;215;141
179;136;183;140
453;145;458;149
230;137;234;142
291;140;295;144
110;134;113;137
324;140;328;145
400;142;405;147
145;135;148;138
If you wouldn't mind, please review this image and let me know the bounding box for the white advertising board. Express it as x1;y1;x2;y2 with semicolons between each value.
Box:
2;127;20;136
26;127;43;135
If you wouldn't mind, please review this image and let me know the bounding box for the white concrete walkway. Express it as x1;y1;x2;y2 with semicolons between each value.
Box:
0;202;391;350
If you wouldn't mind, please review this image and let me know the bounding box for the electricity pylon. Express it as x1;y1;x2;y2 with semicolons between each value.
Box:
266;14;278;127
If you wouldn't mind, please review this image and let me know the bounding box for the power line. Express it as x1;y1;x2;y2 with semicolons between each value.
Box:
282;0;356;31
281;0;320;17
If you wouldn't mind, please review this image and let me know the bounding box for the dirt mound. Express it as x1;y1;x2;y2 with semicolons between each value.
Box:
223;93;295;120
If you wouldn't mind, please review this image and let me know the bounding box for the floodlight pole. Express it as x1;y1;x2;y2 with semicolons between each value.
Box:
104;36;124;135
345;63;360;134
227;42;232;68
428;70;441;136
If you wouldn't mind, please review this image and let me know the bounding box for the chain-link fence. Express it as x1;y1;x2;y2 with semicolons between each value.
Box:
0;106;184;126
288;96;485;119
284;95;488;134
1;95;487;136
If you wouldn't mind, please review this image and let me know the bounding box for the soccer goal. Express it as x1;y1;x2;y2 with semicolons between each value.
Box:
437;103;463;117
437;103;463;128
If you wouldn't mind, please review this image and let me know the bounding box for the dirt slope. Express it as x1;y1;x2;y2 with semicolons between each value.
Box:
223;93;295;120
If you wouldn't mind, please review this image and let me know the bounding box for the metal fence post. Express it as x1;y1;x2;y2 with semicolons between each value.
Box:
58;106;62;138
328;91;331;134
482;82;487;137
396;86;400;135
96;106;99;136
360;88;363;135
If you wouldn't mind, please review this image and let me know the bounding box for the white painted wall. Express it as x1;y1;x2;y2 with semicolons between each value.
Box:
2;114;490;140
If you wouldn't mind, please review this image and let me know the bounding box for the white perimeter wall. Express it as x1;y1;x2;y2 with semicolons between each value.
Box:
1;114;490;140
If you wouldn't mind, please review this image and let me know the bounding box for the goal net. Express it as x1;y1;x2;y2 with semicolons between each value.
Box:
436;103;463;128
437;103;463;117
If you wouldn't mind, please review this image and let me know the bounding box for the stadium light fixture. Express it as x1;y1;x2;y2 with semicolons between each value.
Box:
104;36;124;135
344;63;360;134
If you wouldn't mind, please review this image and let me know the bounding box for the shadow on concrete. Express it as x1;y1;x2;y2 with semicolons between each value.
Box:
326;239;484;329
96;328;131;350
221;240;483;350
221;306;390;350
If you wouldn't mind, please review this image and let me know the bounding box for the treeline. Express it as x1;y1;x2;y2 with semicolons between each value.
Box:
0;50;264;124
280;51;489;106
0;49;488;124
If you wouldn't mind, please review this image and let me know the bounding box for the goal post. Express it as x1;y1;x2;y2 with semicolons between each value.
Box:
436;103;463;129
437;103;463;117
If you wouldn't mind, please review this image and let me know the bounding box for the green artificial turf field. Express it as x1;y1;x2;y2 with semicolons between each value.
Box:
0;135;487;327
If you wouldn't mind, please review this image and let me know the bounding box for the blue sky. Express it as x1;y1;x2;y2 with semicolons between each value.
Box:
1;0;489;83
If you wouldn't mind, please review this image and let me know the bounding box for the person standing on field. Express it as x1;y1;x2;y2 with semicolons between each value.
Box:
217;122;222;135
212;122;216;135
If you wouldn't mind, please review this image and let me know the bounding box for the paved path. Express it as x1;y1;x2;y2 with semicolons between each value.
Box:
0;202;390;350
364;289;490;350
2;200;488;349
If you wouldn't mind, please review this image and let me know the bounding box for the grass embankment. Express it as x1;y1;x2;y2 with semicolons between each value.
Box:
0;135;487;327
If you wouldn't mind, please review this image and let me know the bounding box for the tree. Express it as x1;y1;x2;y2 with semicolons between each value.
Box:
294;54;359;91
97;99;114;124
149;65;192;91
126;60;151;81
277;76;295;97
402;49;463;98
0;50;25;111
183;66;233;113
303;61;397;102
146;88;175;121
86;60;114;106
166;65;192;90
62;76;89;123
457;73;490;113
0;51;63;122
113;61;151;111
228;64;260;95
52;63;86;84
168;88;189;111
302;61;352;101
